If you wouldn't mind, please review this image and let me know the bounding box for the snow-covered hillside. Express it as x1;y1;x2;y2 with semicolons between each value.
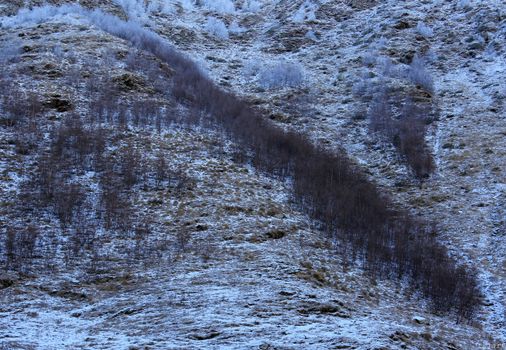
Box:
0;1;504;349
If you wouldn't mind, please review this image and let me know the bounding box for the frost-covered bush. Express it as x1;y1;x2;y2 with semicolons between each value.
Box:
113;0;149;22
416;21;434;38
377;56;392;76
258;61;305;89
456;0;471;10
1;4;77;26
242;0;262;12
205;17;229;39
148;0;194;14
52;45;64;58
146;1;165;14
0;41;22;64
407;55;434;93
376;56;404;78
0;5;186;75
352;79;370;99
243;59;262;77
293;1;317;23
229;21;246;34
352;71;380;100
374;37;388;50
114;0;145;15
305;30;318;41
362;50;377;66
201;0;235;14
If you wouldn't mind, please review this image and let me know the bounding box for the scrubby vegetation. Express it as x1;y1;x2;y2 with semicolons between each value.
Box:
205;17;229;40
1;48;188;273
368;91;435;179
407;55;435;94
0;4;481;321
355;48;436;180
130;16;479;320
258;61;305;89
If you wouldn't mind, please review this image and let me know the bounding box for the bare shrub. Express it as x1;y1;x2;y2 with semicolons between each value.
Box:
395;120;432;177
4;225;39;271
1;88;25;127
14;125;39;155
160;46;477;317
155;150;167;187
368;91;394;136
352;78;371;99
132;220;150;259
71;214;96;258
395;101;435;178
0;40;22;64
175;229;191;253
65;65;82;90
53;183;85;227
26;93;43;121
4;226;16;268
99;162;133;232
120;141;141;188
367;91;435;179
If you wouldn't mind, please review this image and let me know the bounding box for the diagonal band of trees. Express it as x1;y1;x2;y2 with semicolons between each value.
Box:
133;22;480;320
2;5;482;320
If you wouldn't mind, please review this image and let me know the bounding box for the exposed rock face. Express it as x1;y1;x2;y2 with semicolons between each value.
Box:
43;94;73;112
0;272;17;289
113;72;151;92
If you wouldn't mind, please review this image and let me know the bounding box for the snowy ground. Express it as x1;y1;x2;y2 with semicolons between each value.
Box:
0;1;505;349
130;0;506;342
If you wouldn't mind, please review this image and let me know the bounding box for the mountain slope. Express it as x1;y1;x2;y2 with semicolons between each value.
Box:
0;1;504;349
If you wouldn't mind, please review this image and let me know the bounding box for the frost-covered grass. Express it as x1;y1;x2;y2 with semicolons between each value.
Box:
0;40;22;63
1;3;481;324
1;0;505;346
0;3;197;76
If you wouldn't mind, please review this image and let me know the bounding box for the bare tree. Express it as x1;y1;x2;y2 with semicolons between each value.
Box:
155;150;167;187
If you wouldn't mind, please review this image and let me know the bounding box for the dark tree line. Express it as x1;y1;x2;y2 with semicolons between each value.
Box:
129;35;480;320
0;31;481;320
369;91;435;180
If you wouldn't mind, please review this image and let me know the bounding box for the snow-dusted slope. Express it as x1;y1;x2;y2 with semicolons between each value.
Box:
0;1;504;349
131;0;506;341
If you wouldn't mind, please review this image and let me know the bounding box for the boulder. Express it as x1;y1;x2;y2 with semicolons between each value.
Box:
0;272;18;289
44;94;73;112
413;315;430;325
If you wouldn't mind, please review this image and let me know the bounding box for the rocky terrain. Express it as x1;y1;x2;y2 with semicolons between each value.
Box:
0;0;504;349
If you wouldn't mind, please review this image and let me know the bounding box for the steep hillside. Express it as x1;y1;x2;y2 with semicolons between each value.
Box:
0;1;504;349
